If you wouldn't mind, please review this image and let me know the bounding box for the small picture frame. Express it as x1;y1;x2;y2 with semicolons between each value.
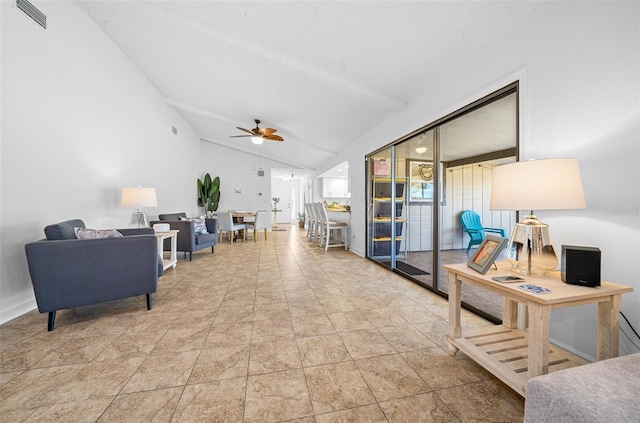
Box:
467;235;508;274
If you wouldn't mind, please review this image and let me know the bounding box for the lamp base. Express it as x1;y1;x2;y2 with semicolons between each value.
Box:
129;209;149;228
505;214;558;277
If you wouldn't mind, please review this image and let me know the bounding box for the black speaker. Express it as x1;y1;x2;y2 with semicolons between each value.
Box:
561;245;601;287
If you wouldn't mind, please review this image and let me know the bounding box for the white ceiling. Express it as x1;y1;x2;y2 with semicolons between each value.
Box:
80;1;538;172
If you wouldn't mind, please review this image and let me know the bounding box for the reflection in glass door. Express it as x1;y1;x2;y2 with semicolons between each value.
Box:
367;147;406;268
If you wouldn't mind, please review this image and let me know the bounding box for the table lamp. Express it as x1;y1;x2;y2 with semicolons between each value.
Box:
121;187;157;228
490;158;586;276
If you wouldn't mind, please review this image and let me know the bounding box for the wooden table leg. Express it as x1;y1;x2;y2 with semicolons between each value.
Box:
446;271;462;355
598;294;621;360
169;233;178;268
527;304;552;378
503;298;518;329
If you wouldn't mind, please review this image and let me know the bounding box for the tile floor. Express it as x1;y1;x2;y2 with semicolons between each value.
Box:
0;226;524;422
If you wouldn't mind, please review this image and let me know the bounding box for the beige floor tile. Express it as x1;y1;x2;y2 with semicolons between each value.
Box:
152;326;210;353
339;329;396;359
98;388;183;422
245;369;313;422
24;397;113;423
214;305;255;324
205;321;253;348
249;338;302;375
189;344;250;383
291;313;336;337
251;318;295;342
304;361;376;414
172;378;246;423
436;379;524;422
297;334;351;367
314;404;388;423
355;354;430;402
377;324;439;352
121;351;198;393
379;392;461;423
327;311;374;332
403;347;481;390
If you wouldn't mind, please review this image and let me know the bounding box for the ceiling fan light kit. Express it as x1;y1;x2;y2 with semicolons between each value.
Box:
231;119;284;143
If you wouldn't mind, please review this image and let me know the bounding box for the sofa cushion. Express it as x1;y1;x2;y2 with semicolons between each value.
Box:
195;232;217;245
181;216;208;235
44;219;86;240
74;228;123;239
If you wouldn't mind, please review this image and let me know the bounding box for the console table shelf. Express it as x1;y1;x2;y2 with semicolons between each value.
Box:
444;261;633;397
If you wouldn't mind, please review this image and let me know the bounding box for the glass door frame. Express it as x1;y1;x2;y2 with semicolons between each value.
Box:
365;82;519;323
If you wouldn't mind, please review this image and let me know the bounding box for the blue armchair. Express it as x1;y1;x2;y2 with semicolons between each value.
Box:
460;210;506;253
24;219;161;331
151;212;217;261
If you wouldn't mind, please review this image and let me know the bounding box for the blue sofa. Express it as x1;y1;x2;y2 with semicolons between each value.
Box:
150;212;217;261
24;219;161;331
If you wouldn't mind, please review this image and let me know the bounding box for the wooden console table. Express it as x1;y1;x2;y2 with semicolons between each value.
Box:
444;261;633;397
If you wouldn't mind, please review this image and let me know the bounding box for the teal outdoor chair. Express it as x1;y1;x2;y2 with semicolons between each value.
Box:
460;210;506;253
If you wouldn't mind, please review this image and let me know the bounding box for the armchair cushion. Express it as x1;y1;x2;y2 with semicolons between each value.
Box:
180;216;208;235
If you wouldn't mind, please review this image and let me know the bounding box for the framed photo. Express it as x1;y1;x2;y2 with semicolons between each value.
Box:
467;235;508;274
408;160;445;203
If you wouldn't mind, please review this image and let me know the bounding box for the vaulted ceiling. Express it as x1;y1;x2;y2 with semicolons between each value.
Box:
80;1;538;172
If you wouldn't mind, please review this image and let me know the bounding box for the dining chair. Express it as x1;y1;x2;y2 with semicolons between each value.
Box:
312;202;324;245
305;203;317;243
245;210;270;241
318;203;348;251
217;211;246;243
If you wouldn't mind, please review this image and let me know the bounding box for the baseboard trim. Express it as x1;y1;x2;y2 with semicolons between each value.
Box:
1;298;37;325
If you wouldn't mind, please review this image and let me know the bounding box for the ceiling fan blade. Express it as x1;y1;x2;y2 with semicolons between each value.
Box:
230;135;251;138
264;134;284;142
236;127;255;135
258;127;277;135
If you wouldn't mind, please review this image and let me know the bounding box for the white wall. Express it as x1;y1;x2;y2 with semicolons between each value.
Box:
0;2;202;323
200;141;290;214
320;1;639;358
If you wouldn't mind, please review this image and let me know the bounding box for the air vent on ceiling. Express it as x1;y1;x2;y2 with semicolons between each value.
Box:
16;0;46;29
258;170;265;177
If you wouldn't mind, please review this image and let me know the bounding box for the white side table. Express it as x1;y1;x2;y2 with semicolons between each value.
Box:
155;229;179;270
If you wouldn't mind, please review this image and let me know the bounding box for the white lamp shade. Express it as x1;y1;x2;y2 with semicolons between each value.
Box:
490;158;586;211
121;187;158;208
251;135;264;145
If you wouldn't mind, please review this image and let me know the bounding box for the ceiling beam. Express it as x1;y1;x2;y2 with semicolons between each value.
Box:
150;3;406;112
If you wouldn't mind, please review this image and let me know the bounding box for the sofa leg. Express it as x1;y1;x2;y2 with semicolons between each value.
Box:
47;311;56;331
146;293;152;310
189;252;192;261
211;246;214;254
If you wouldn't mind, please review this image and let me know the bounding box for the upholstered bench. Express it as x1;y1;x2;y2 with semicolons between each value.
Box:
524;353;640;422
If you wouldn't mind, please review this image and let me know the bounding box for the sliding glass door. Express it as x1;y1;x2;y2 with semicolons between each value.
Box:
366;83;518;321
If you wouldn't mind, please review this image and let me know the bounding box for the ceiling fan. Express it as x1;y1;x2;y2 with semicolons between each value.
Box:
231;119;284;144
